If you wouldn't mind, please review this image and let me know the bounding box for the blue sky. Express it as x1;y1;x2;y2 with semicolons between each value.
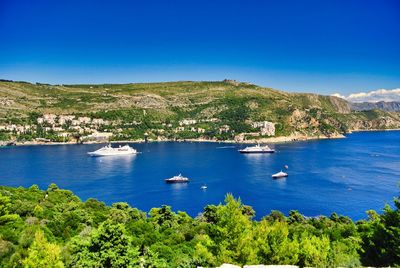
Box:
0;0;399;95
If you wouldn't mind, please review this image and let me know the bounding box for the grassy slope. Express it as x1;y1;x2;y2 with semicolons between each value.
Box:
1;80;399;139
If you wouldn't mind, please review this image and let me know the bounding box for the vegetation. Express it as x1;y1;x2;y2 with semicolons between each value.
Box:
0;185;399;267
1;80;400;143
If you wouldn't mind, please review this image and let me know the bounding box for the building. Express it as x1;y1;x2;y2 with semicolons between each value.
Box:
251;121;275;136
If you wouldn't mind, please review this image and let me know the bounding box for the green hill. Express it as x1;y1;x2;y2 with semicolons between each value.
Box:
0;79;399;143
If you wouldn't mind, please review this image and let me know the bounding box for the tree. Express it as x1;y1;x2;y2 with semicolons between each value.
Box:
22;229;64;268
0;193;20;224
297;232;330;267
254;220;299;264
68;220;139;267
359;199;400;266
203;194;257;265
0;193;11;217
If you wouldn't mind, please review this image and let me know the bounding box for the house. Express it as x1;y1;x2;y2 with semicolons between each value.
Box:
251;121;275;136
83;131;113;142
37;114;57;125
219;125;230;134
175;127;185;133
179;119;197;126
43;114;57;124
92;118;108;125
57;132;70;138
78;117;91;124
52;127;64;132
58;115;75;125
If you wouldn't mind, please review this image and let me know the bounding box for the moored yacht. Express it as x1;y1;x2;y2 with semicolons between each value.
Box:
165;174;190;183
87;144;138;156
239;144;275;154
272;171;288;179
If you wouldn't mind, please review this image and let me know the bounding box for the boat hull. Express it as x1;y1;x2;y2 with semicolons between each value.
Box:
165;180;189;183
87;151;137;157
272;175;288;179
239;150;275;154
272;173;288;179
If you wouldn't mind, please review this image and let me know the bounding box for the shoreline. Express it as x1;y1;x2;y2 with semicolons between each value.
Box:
6;133;346;147
349;128;400;133
3;128;399;147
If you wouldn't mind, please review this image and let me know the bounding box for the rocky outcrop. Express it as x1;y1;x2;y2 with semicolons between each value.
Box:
347;115;400;130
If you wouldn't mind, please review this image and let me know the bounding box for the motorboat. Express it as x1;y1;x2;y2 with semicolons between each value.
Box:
239;144;275;154
165;174;190;183
87;144;138;156
272;171;288;179
200;184;208;190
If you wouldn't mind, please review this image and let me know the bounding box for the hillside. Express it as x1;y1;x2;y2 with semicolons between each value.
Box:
1;79;399;143
351;101;400;112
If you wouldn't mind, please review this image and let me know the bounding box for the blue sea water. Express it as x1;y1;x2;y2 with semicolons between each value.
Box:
0;131;399;220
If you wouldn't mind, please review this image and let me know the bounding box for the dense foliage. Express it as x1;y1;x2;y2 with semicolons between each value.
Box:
0;184;399;267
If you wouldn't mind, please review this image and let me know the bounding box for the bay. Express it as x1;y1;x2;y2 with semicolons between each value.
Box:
0;130;399;220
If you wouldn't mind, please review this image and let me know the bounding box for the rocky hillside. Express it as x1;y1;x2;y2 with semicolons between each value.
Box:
351;101;400;112
0;79;399;142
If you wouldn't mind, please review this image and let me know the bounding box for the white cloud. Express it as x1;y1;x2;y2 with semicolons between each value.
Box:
331;88;400;103
331;93;346;99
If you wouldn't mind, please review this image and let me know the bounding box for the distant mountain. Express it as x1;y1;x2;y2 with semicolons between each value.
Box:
332;88;400;103
351;101;400;112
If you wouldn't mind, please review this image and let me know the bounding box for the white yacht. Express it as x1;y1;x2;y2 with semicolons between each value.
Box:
272;171;288;179
239;144;275;154
87;144;138;156
165;174;190;183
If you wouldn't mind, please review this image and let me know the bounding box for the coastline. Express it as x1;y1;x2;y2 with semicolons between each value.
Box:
349;128;400;133
4;128;400;147
5;133;347;147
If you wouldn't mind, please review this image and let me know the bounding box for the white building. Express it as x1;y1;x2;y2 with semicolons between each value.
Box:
58;115;75;125
179;119;197;126
219;125;230;134
78;117;91;124
251;121;275;136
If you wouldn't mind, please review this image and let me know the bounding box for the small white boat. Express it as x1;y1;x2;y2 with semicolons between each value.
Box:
88;144;138;156
165;174;190;183
239;144;275;154
200;184;208;190
272;171;288;179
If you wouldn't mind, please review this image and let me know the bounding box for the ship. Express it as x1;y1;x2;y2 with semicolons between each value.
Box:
165;174;190;183
272;171;288;179
239;144;275;154
200;184;208;190
87;144;138;156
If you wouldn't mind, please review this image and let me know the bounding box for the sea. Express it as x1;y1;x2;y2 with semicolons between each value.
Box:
0;130;399;220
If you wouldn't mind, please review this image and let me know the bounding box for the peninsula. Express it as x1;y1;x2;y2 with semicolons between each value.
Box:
1;79;399;145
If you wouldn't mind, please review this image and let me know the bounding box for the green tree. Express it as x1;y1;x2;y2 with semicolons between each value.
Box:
22;229;64;268
68;220;139;267
359;198;400;266
204;194;257;265
297;232;330;267
254;220;299;265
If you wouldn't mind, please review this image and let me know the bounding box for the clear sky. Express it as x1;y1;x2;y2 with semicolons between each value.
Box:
0;0;399;95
